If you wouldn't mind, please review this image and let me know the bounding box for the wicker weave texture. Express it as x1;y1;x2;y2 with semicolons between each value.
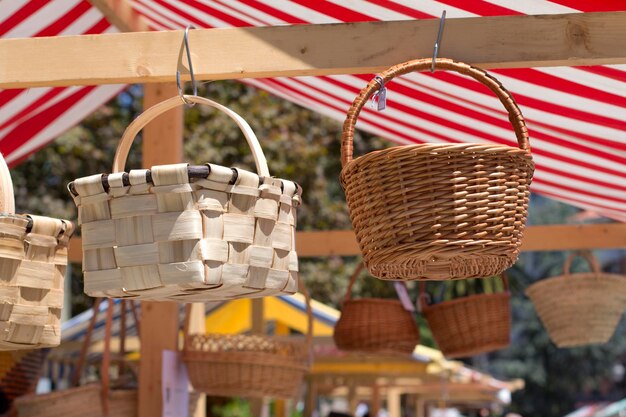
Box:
15;384;136;417
184;334;309;399
421;280;511;358
341;59;534;281
333;263;419;354
526;252;626;347
70;96;302;301
183;280;312;399
0;147;73;351
0;350;46;404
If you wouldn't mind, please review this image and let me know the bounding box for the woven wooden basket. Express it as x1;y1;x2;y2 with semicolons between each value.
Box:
420;276;511;358
183;280;312;399
341;58;534;281
15;299;135;417
0;153;73;350
69;95;302;301
333;263;419;355
526;251;626;348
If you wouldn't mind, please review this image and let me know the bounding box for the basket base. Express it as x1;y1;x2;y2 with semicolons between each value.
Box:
367;254;514;280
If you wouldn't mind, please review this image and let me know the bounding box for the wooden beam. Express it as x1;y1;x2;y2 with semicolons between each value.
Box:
137;83;183;417
4;11;626;88
67;223;626;263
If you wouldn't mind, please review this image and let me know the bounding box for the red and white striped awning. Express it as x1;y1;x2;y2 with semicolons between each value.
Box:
2;1;625;221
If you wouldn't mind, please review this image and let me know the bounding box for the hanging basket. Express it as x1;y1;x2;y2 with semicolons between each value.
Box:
0;153;73;350
420;276;511;358
68;95;302;301
182;279;313;399
333;263;419;355
340;58;534;281
526;251;626;348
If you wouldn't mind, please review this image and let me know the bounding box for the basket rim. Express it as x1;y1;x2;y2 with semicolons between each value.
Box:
526;272;626;295
342;298;406;306
422;291;510;311
340;143;533;175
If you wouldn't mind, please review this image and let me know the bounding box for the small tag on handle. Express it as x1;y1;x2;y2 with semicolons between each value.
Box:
394;282;415;312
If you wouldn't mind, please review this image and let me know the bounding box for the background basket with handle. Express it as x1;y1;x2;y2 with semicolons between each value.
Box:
69;95;302;301
333;262;419;355
420;275;511;358
182;278;313;399
15;298;136;417
526;251;626;348
341;58;534;281
0;153;73;350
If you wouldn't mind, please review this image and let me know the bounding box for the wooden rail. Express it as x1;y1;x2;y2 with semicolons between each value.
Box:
67;223;626;264
3;12;626;88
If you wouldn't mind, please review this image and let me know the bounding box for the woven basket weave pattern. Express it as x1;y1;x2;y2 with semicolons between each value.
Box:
333;263;419;354
526;252;626;347
16;384;137;417
0;214;72;350
334;299;419;354
183;280;312;399
71;95;302;301
422;292;510;358
341;59;534;280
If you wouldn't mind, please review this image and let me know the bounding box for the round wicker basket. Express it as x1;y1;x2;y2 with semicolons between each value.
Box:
333;263;419;355
183;280;312;399
526;251;626;348
341;58;534;281
420;276;511;358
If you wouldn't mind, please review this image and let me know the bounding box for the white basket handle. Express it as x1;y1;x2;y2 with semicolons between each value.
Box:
0;153;15;214
112;95;270;177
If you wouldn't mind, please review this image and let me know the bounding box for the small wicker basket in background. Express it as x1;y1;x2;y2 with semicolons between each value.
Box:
183;279;313;399
420;276;511;358
0;153;73;350
341;58;534;281
333;263;419;355
527;251;626;348
69;95;302;301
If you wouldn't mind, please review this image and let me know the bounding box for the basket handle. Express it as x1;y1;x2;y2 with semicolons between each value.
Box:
72;300;137;417
418;275;509;310
183;278;314;349
563;250;601;275
112;95;270;177
0;153;15;214
341;58;531;167
342;262;366;304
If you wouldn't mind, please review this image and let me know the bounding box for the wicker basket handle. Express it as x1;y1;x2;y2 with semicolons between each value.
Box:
113;95;270;177
418;275;509;309
183;278;314;349
342;262;366;304
0;153;15;214
341;58;531;166
563;250;601;275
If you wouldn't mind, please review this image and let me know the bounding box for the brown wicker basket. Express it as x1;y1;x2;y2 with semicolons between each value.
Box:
69;95;302;301
0;153;73;350
341;58;534;281
334;263;419;355
526;251;626;348
183;280;312;399
420;276;511;358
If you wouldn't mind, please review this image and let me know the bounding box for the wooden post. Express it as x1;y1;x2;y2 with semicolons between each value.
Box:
249;298;265;416
187;303;207;417
387;388;401;417
303;376;317;417
415;395;426;417
348;380;357;415
274;321;290;417
138;83;183;417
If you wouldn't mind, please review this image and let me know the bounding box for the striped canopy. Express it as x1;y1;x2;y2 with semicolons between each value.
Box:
2;1;625;220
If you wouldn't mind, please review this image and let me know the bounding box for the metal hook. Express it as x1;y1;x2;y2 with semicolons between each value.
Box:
431;10;446;73
176;25;197;106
